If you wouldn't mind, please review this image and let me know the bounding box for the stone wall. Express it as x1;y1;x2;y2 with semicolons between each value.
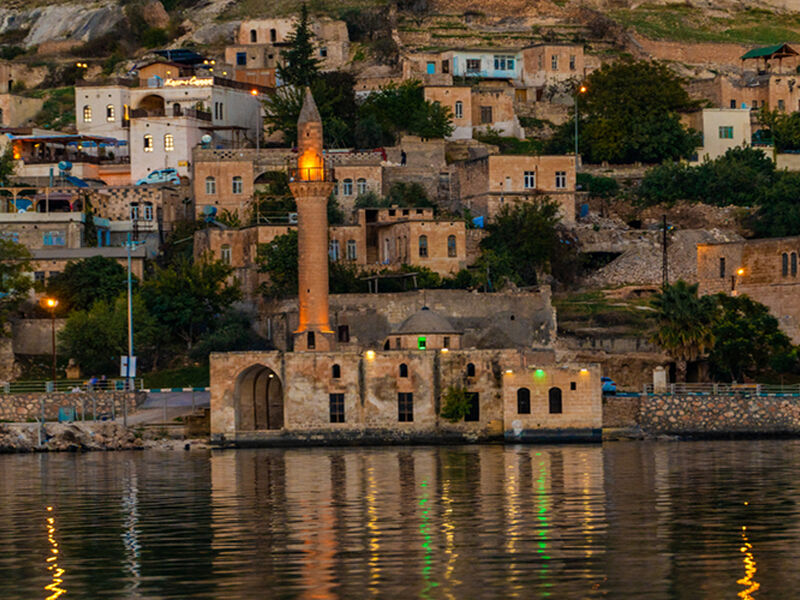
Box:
638;394;800;436
603;395;640;428
12;319;67;355
0;391;144;422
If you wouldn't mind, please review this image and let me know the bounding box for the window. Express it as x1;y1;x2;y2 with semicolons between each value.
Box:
398;393;414;422
517;388;531;414
331;364;341;379
83;105;92;122
357;178;367;195
493;55;515;71
783;252;789;276
447;235;456;257
455;100;463;119
793;252;798;277
329;393;345;423
551;55;558;70
569;55;576;70
205;176;216;195
307;331;315;349
270;28;277;42
143;134;153;152
329;239;340;261
730;99;737;109
779;99;786;111
236;51;247;66
719;126;734;139
164;133;174;151
418;235;428;257
570;381;576;390
443;336;450;349
417;336;426;350
320;47;327;58
555;171;567;189
719;256;726;279
524;171;536;189
466;58;481;73
399;363;408;377
346;239;357;260
106;104;115;122
480;106;492;124
548;387;563;414
43;231;65;246
442;59;449;73
465;392;479;421
130;203;139;220
343;179;353;196
250;29;257;43
34;271;45;284
232;176;243;194
143;202;153;221
466;363;476;377
337;325;350;343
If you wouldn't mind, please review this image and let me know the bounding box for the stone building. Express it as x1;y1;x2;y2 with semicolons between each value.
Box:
520;44;585;89
0;94;44;128
684;108;752;162
697;236;800;343
209;88;601;446
28;246;146;285
424;84;523;140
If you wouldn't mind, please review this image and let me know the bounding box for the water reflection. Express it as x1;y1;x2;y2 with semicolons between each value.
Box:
0;442;799;598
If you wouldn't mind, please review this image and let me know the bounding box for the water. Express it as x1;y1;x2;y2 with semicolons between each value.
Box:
0;441;794;599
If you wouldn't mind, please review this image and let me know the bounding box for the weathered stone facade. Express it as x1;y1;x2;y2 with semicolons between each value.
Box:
0;391;144;422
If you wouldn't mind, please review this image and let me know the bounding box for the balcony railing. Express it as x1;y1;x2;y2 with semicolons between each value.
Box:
22;154;130;165
130;107;211;121
287;165;334;182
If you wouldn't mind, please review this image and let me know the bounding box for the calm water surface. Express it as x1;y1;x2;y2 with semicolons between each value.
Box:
0;441;794;599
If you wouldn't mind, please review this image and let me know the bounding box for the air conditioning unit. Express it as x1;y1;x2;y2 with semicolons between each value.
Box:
288;212;298;224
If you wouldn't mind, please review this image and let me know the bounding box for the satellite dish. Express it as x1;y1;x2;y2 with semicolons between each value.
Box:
58;161;72;171
201;134;212;144
202;205;217;217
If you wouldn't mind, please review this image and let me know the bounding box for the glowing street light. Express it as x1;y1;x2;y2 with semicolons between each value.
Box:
42;297;58;383
575;84;588;175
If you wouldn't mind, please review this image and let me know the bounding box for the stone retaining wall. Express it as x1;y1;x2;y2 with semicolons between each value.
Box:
0;391;145;422
639;394;800;436
603;396;640;428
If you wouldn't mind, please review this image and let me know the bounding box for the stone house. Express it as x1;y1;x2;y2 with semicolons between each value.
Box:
697;236;800;343
28;246;146;286
424;84;523;140
0;211;86;250
683;108;752;162
520;44;585;90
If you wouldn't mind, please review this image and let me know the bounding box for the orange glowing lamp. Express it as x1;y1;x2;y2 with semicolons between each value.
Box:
298;149;323;181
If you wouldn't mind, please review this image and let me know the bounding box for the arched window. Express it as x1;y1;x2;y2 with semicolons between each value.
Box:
342;178;353;196
83;105;92;122
250;29;257;43
205;176;216;195
793;252;798;277
332;364;341;379
220;244;231;264
783;252;789;277
357;178;367;195
455;100;463;119
346;239;357;260
399;363;408;377
172;102;181;116
548;387;563;414
447;234;456;257
418;235;428;257
329;239;340;261
517;388;531;414
106;104;115;122
232;176;243;194
466;362;475;377
164;133;174;151
143;134;153;152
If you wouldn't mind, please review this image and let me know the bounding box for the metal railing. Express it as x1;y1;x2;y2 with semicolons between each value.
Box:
643;383;800;397
0;379;144;394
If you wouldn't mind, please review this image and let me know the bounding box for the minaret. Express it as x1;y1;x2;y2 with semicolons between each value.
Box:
290;88;335;351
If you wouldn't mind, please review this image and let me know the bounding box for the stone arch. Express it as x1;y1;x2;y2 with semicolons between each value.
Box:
234;364;284;431
136;94;165;113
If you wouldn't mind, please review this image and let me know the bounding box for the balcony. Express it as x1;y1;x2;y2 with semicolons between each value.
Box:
287;165;334;182
22;153;130;166
130;107;212;121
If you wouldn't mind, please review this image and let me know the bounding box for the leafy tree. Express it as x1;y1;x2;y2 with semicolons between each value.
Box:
59;293;159;375
440;385;472;422
158;219;205;266
650;281;716;382
0;239;32;331
141;256;241;349
189;310;268;361
277;3;320;88
480;198;574;286
708;293;794;382
46;256;130;312
757;108;800;152
0;145;16;186
386;182;434;208
577;172;619;198
257;230;299;299
549;60;701;164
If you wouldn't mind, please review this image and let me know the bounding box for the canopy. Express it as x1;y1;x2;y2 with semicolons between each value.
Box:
741;43;799;60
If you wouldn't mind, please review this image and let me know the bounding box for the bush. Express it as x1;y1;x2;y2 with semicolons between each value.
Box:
440;385;472;422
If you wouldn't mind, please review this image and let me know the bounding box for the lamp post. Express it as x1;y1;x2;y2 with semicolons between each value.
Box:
43;297;58;383
574;84;587;176
731;267;745;296
251;89;260;153
124;233;145;426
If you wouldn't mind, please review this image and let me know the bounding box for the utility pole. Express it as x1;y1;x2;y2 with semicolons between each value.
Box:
662;214;669;288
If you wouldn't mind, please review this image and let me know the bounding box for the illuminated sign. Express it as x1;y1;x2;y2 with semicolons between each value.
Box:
163;76;213;87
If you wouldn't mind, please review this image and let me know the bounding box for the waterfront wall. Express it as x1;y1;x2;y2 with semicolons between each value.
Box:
0;391;145;422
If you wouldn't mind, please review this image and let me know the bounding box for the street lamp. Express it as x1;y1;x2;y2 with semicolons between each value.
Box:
43;297;58;383
574;84;587;176
731;267;745;296
251;89;261;153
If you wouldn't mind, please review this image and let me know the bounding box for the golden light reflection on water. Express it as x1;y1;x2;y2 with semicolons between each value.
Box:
44;506;66;600
737;525;760;600
366;466;380;598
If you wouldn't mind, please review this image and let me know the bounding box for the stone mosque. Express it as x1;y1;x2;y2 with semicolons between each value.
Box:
209;89;602;446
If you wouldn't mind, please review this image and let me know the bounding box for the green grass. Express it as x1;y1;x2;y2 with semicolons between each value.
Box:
553;290;656;336
30;86;75;131
611;4;800;44
142;365;210;390
218;0;385;20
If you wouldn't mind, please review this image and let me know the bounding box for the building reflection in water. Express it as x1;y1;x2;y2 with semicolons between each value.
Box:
44;505;66;600
210;445;607;598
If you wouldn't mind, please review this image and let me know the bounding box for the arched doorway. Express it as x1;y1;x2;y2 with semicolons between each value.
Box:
235;364;284;431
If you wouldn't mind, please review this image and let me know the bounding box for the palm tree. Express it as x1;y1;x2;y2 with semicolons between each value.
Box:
650;280;716;382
